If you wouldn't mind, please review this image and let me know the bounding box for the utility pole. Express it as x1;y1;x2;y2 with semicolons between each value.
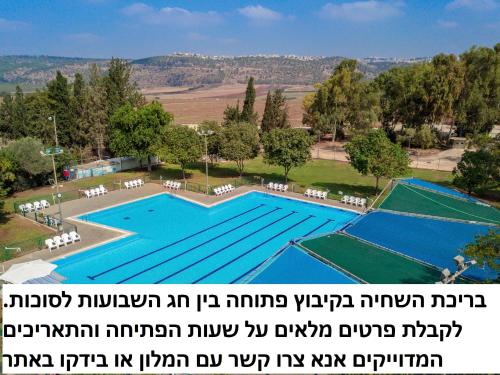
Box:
198;129;214;195
41;115;64;231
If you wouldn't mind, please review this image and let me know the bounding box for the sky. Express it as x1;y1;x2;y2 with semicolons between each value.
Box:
0;0;498;59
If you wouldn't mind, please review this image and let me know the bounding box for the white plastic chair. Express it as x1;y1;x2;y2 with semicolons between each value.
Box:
283;185;288;192
124;181;131;189
61;233;73;245
360;198;367;207
84;190;91;198
278;184;283;191
321;191;327;200
45;239;57;251
138;179;144;186
99;185;108;194
25;203;34;212
69;231;81;242
311;190;318;198
18;204;26;213
53;236;65;247
33;201;41;211
267;182;273;190
304;189;312;197
41;199;50;208
348;196;356;205
341;195;348;204
228;184;235;192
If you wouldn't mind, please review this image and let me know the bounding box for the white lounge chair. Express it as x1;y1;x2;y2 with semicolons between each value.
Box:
61;233;73;245
45;238;57;251
69;231;81;242
99;185;108;194
41;199;50;208
53;236;65;247
304;189;312;197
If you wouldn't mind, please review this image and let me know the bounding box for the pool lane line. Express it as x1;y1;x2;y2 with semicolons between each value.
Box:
152;211;300;284
192;214;314;284
87;204;265;280
302;219;334;237
116;207;283;284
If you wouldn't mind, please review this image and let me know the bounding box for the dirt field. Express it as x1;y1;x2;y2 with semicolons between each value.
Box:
143;84;313;126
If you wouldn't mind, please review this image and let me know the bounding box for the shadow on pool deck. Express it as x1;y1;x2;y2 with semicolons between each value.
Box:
1;183;363;272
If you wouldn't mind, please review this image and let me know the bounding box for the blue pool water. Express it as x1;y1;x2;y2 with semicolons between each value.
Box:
55;192;358;284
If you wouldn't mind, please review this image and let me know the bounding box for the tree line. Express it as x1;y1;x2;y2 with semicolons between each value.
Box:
305;43;499;146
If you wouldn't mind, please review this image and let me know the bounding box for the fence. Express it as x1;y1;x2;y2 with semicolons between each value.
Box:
73;156;160;180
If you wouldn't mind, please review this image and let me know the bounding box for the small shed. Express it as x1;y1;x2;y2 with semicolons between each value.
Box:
449;137;466;149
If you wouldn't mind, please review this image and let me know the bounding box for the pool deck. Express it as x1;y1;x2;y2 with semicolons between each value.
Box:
1;183;363;273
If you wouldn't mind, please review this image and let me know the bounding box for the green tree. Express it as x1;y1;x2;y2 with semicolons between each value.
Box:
0;153;16;215
105;58;145;117
156;125;202;182
72;73;88;148
456;45;499;136
241;77;257;124
86;64;109;158
220;122;260;176
47;71;77;147
453;148;499;194
223;100;241;125
414;124;436;149
262;128;313;183
110;102;173;171
261;89;289;133
198;120;223;164
463;229;500;278
13;86;28;137
345;130;410;192
24;91;54;145
0;93;15;139
306;60;379;137
3;137;53;189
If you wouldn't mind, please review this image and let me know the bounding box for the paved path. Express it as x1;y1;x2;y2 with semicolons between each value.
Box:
1;183;362;274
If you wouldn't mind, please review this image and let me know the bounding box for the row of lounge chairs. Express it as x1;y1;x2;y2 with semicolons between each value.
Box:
266;182;289;192
163;180;181;190
304;189;328;200
214;185;235;196
84;185;108;198
124;179;145;189
341;195;366;207
19;200;50;213
45;231;81;251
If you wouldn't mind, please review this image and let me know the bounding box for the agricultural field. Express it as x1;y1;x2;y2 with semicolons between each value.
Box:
143;84;313;126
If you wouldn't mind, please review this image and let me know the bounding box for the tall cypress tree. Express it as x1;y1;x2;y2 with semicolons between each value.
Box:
13;86;28;138
261;89;290;133
241;77;257;124
105;58;145;118
47;71;76;146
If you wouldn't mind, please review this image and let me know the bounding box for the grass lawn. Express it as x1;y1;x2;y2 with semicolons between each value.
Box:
152;157;453;200
0;214;54;259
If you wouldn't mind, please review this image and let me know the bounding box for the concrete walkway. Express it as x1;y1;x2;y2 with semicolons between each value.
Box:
1;183;362;273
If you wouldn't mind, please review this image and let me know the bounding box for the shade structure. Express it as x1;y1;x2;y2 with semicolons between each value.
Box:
0;260;58;284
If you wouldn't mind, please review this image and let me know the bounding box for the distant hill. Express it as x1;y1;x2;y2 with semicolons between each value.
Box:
0;54;427;92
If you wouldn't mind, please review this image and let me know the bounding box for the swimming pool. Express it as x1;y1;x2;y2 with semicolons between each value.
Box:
54;192;358;284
